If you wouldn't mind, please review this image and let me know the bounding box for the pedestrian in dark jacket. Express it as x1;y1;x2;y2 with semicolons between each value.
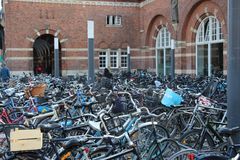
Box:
103;68;113;79
0;63;10;82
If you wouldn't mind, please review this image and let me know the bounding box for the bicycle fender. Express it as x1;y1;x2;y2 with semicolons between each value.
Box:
137;121;158;128
62;139;84;149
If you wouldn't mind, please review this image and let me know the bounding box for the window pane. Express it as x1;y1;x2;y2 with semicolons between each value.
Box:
157;34;160;48
165;49;171;76
121;57;127;67
197;44;208;76
161;30;165;47
204;20;210;41
110;51;117;68
99;52;107;68
112;16;116;25
116;16;122;25
106;16;109;25
157;49;164;76
110;52;117;56
211;17;217;41
121;52;128;68
211;43;223;75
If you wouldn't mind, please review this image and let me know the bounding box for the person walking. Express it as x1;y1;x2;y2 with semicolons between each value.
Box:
102;68;113;89
103;68;113;79
0;63;10;82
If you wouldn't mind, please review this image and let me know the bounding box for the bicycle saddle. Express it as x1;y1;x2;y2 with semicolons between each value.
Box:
15;92;25;97
39;123;62;133
218;126;240;137
23;112;39;118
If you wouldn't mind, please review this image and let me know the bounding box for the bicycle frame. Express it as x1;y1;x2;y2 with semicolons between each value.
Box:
0;108;24;124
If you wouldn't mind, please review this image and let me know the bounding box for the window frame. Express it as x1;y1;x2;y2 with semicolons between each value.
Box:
155;27;172;76
106;15;122;26
109;51;118;68
98;49;128;69
120;51;128;68
99;51;107;69
196;16;224;76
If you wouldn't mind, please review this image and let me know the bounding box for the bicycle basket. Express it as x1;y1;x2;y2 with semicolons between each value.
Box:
25;84;47;98
161;88;183;107
102;114;125;135
10;128;43;152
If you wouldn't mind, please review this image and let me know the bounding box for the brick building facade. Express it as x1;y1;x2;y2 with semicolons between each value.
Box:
2;0;227;76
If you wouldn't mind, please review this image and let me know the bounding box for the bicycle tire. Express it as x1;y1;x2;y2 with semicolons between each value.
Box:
8;111;24;123
90;147;139;160
58;145;85;160
130;124;169;158
165;110;201;138
179;129;215;150
3;151;45;160
165;112;186;138
196;152;228;160
147;138;181;160
166;148;198;160
90;147;110;160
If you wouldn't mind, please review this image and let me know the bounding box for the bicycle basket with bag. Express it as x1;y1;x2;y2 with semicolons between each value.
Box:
161;88;183;107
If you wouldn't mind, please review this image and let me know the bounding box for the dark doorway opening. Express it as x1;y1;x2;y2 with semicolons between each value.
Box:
33;34;61;76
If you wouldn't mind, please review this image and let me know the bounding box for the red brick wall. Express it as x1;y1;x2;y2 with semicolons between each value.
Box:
142;0;227;74
4;0;227;75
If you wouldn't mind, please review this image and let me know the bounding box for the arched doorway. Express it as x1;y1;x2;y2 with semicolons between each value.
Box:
33;34;61;75
155;27;171;76
196;16;224;76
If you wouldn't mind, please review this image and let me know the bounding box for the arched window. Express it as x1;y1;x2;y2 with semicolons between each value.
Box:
156;27;171;76
196;16;223;76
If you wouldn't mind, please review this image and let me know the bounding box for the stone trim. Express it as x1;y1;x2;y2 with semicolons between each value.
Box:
62;70;87;75
186;42;196;46
26;37;35;42
5;47;155;52
64;55;156;60
62;56;88;60
131;56;155;59
139;0;154;8
12;0;155;8
6;55;155;60
7;57;33;60
176;69;196;74
61;48;88;52
34;29;41;36
6;48;33;51
175;53;195;57
12;71;34;75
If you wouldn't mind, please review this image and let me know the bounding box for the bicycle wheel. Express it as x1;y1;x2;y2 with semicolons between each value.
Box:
147;138;180;159
196;152;228;160
165;111;201;138
165;112;185;138
151;106;171;115
8;111;24;123
4;151;45;160
179;129;214;150
130;124;169;158
90;147;110;160
90;147;138;160
167;149;198;160
58;145;86;160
